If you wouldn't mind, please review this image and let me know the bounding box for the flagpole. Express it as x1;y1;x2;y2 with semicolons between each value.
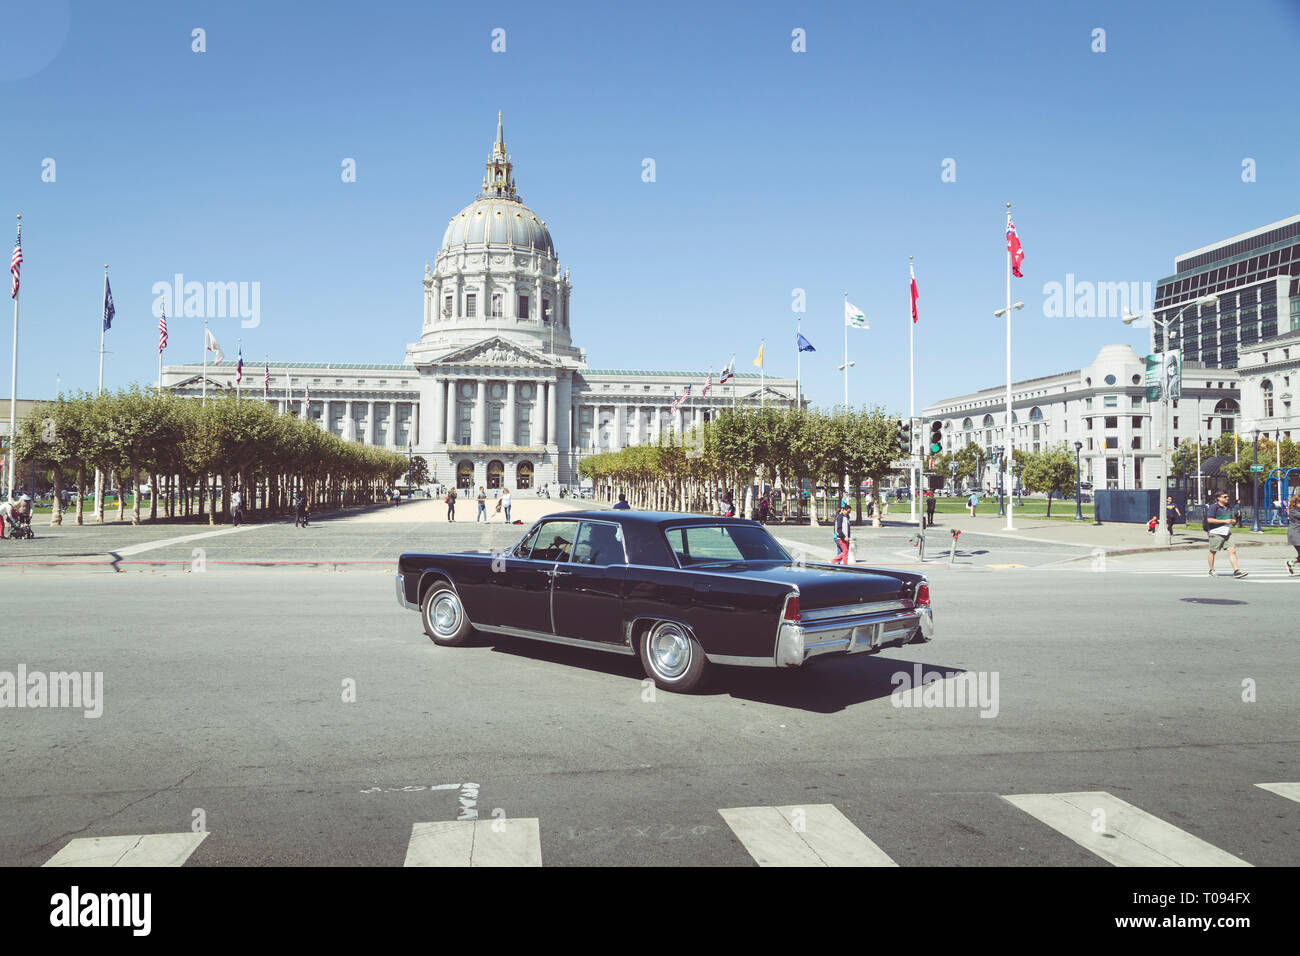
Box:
94;264;107;521
6;214;19;502
760;339;765;408
202;318;208;406
909;256;918;526
236;337;241;402
796;316;801;411
1005;202;1014;531
842;293;849;409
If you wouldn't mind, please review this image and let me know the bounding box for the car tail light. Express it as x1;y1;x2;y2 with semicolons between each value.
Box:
915;582;930;608
782;593;800;622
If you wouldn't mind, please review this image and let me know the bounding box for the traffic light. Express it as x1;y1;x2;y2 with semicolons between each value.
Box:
900;419;913;455
929;420;943;455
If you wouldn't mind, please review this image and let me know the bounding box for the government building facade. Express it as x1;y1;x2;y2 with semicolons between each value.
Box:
162;115;796;490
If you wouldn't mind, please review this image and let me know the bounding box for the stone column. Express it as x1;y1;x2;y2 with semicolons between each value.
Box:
412;401;420;448
473;379;487;446
388;401;397;448
614;404;626;451
505;380;517;446
445;379;457;445
320;399;330;433
278;399;286;415
366;401;376;445
547;381;558;447
431;378;445;444
345;400;355;441
556;373;572;456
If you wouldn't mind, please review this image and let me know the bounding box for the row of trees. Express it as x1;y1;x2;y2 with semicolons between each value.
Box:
578;406;905;525
12;388;412;525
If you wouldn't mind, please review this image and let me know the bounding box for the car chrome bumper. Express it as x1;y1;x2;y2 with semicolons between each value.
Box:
395;572;417;610
775;605;934;668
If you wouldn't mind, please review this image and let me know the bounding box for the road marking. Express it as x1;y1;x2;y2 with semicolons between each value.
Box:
1002;792;1251;867
42;832;208;867
404;819;541;867
1256;782;1300;804
718;804;897;867
113;525;266;557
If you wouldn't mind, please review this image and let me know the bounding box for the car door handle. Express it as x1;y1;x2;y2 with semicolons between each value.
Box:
550;570;572;577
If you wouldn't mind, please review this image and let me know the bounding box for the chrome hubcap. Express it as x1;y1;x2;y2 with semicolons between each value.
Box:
650;624;690;678
430;593;461;635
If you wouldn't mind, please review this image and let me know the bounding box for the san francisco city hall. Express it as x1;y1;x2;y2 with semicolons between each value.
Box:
163;115;796;490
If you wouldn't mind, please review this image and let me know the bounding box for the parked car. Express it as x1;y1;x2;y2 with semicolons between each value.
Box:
395;511;934;693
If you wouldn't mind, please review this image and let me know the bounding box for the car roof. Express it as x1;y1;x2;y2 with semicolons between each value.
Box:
535;510;755;528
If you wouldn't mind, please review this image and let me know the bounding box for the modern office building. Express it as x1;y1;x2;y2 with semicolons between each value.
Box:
920;345;1240;491
163;115;796;490
1152;214;1300;368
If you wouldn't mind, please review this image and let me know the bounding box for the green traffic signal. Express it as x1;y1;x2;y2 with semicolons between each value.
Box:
929;420;943;454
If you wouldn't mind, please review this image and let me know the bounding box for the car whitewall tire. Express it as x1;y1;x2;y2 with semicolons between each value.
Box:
639;620;708;693
422;585;473;647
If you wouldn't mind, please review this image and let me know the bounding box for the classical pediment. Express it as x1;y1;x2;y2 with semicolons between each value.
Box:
168;375;226;391
433;337;554;369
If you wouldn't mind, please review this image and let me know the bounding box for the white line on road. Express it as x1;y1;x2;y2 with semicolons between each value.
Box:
1256;782;1300;804
718;804;897;867
1002;792;1251;867
42;832;209;867
113;525;267;557
404;819;541;867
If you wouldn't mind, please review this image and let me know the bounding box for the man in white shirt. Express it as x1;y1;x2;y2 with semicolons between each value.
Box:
231;489;243;527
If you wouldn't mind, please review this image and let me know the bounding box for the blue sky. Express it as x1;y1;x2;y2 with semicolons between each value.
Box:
3;0;1299;414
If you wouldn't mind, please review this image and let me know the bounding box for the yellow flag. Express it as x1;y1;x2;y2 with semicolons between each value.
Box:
752;343;764;368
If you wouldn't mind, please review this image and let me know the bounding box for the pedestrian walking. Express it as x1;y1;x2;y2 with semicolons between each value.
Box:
612;492;631;510
294;491;309;528
1286;491;1300;575
476;486;487;522
445;488;457;522
1164;495;1181;537
831;503;852;565
967;490;979;517
1206;490;1247;578
502;487;512;522
231;488;243;527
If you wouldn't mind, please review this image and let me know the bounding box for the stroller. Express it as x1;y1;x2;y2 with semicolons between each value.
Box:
4;502;35;539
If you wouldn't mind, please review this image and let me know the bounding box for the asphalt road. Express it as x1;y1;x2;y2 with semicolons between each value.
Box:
3;530;1297;867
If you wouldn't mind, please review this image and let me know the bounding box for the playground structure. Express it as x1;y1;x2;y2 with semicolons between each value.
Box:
1263;468;1299;526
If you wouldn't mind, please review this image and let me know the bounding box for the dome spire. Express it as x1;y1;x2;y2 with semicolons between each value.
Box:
481;110;518;200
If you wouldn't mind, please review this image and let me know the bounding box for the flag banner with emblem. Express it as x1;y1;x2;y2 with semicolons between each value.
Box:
797;332;815;352
719;356;735;383
10;225;21;299
1007;215;1025;278
910;263;919;323
205;328;224;365
103;277;115;331
845;301;868;329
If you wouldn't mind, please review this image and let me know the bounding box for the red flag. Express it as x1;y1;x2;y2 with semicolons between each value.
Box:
909;262;919;323
1006;216;1025;278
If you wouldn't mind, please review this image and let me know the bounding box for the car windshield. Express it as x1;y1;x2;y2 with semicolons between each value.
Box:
666;524;790;567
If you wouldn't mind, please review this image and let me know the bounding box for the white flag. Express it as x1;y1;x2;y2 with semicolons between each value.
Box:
205;328;225;365
845;300;868;329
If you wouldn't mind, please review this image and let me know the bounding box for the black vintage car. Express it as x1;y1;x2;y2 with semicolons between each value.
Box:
395;510;933;693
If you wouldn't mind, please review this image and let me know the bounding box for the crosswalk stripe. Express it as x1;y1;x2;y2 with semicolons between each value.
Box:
42;832;208;867
404;819;542;867
1002;792;1251;867
1255;782;1300;804
718;804;897;867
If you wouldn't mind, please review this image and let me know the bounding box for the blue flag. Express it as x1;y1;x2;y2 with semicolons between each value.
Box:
797;332;815;352
103;277;115;331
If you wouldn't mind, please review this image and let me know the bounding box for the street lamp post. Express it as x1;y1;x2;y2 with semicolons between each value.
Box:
1074;440;1084;521
993;302;1024;529
1251;428;1261;532
1123;294;1218;547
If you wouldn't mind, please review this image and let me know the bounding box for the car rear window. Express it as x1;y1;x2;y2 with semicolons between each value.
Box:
666;524;789;566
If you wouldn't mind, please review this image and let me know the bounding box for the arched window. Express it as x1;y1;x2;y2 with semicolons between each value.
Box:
516;461;534;489
962;417;973;430
487;460;505;489
1213;398;1239;415
1261;380;1274;417
456;459;474;489
1029;406;1044;421
982;414;994;428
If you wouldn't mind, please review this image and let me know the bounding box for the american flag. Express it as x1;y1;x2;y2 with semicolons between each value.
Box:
263;361;270;399
9;225;21;299
670;390;681;411
236;347;243;385
703;372;712;396
158;307;168;352
304;385;310;418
